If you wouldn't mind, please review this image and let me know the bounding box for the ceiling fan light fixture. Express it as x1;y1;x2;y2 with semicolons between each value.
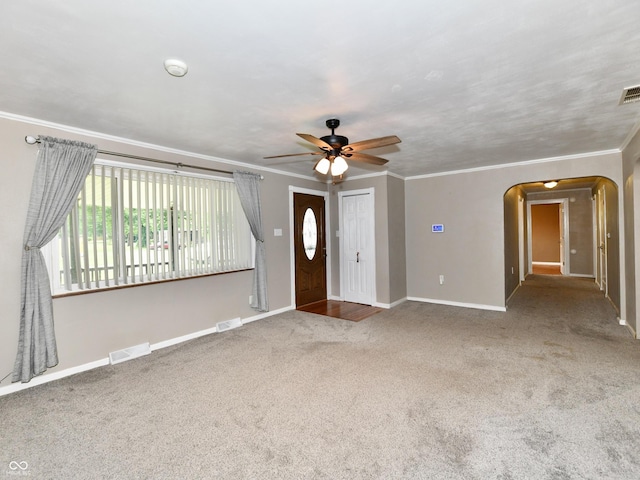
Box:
543;180;558;189
331;155;348;176
314;157;331;175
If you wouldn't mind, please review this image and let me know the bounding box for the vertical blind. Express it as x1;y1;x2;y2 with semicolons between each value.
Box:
48;164;253;292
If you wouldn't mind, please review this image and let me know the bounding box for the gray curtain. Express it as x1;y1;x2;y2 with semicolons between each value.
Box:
13;136;97;383
233;171;268;312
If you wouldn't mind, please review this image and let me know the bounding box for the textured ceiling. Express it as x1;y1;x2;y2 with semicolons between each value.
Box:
2;0;640;179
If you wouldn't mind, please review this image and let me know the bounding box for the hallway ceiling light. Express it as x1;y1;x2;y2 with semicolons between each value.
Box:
543;180;558;189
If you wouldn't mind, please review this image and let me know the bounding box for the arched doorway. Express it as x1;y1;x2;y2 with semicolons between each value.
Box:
504;177;620;312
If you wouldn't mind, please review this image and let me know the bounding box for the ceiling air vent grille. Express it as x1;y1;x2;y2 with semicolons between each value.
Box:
619;85;640;105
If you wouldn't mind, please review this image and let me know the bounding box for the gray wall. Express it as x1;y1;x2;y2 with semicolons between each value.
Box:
0;115;322;386
387;175;407;304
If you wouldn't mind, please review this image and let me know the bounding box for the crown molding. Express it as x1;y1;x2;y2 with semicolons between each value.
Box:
0;110;318;182
405;149;622;181
620;117;640;152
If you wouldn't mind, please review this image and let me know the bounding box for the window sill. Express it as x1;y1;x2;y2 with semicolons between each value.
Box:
51;268;254;299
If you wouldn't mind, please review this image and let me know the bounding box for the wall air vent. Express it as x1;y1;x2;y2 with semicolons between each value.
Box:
109;342;151;365
216;317;242;333
619;85;640;105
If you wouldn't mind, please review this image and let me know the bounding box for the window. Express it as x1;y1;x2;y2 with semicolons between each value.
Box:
44;162;253;293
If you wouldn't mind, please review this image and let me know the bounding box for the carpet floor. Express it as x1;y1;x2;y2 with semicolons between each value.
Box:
2;275;639;479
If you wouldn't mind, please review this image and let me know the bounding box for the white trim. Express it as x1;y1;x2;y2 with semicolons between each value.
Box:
527;187;595;196
620;117;640;151
374;297;408;309
505;282;521;305
405;149;621;181
328;294;343;301
527;199;570;275
338;188;377;305
569;273;595;278
619;319;636;339
2;110;317;182
0;305;295;397
518;195;526;282
407;296;507;312
288;186;331;306
532;261;562;266
242;305;295;324
0;358;110;397
605;294;620;315
341;170;406;182
149;326;218;351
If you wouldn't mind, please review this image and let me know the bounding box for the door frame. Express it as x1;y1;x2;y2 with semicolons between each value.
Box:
338;188;376;304
526;198;570;275
596;185;608;294
518;195;526;282
289;186;331;307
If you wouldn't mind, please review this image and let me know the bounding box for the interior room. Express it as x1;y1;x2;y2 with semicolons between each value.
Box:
2;1;640;478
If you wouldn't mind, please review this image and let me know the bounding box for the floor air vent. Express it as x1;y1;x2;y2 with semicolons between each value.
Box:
216;317;242;333
619;85;640;105
109;342;151;365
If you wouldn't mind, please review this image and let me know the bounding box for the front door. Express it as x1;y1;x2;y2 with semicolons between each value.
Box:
294;193;326;307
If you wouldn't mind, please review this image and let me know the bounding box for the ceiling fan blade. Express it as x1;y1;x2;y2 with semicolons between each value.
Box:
263;151;323;159
343;135;401;152
296;133;332;150
344;152;389;166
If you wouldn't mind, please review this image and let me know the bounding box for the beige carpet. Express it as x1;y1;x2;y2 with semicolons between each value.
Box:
1;275;639;479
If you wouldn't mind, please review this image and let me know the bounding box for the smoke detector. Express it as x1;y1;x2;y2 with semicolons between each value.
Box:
164;59;188;77
619;85;640;105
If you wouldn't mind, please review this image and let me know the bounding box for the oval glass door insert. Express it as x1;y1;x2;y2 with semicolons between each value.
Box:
302;208;318;260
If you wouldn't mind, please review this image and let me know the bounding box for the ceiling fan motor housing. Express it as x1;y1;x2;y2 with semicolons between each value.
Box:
322;118;348;148
321;134;349;149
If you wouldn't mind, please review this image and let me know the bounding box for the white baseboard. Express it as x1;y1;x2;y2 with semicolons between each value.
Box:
0;305;295;398
505;284;521;306
242;305;294;324
0;358;110;397
618;318;637;339
532;261;561;266
407;296;507;312
569;273;595;278
374;297;408;309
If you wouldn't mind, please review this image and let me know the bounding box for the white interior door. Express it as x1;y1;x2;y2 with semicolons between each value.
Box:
342;193;373;305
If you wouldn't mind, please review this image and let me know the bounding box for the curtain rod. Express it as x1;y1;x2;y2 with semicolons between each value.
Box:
24;135;257;178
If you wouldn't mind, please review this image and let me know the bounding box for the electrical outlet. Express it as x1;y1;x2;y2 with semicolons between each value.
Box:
511;267;514;274
249;295;253;304
439;274;444;285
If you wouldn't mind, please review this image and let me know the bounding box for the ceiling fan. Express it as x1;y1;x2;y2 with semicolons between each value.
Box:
264;119;401;178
